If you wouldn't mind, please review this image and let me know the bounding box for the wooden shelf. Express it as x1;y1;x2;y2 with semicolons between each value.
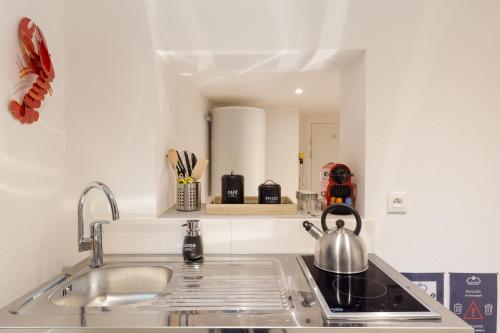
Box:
158;204;361;222
206;196;296;216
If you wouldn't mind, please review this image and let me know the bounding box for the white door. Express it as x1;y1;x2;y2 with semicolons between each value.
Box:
310;123;340;193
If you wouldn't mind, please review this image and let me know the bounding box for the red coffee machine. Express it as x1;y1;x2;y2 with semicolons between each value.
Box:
320;163;356;214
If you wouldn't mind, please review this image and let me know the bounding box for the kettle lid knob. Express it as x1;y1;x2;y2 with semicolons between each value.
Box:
335;219;345;228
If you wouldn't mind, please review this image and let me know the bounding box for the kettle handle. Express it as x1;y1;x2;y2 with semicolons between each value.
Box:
321;203;362;235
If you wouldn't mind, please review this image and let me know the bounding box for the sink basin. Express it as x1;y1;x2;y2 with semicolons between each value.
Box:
7;256;292;316
50;265;173;307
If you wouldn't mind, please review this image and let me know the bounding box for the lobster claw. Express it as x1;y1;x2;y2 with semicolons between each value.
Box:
35;26;55;82
19;17;36;55
19;17;35;38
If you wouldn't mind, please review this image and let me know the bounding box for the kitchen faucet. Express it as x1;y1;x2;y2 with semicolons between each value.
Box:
77;181;119;268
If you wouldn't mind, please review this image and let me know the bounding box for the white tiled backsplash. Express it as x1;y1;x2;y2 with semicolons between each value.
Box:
104;217;374;255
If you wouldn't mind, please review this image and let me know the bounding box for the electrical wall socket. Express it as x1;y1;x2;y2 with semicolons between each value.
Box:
387;191;407;214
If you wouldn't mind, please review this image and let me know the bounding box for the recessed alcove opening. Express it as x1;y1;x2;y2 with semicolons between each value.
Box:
155;49;366;218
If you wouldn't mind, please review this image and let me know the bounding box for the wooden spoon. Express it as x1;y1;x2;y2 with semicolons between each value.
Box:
191;158;209;181
167;149;179;172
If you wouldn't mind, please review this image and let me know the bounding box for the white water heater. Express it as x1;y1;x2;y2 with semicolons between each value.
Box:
211;106;266;197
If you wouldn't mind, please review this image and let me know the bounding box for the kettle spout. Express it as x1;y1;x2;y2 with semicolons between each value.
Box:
303;221;323;240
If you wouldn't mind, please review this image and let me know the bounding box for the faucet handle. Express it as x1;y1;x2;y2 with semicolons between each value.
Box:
79;221;110;252
88;220;110;269
79;238;92;252
90;220;110;236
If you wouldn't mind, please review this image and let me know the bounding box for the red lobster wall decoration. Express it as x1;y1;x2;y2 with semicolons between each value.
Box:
9;17;55;124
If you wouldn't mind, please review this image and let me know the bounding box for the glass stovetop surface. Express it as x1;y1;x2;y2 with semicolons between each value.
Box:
302;255;431;313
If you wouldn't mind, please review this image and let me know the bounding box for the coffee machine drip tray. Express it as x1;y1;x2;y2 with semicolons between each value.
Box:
297;255;441;321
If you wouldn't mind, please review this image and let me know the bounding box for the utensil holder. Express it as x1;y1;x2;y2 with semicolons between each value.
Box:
176;182;201;211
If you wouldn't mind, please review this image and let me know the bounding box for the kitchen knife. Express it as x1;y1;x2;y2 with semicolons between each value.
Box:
191;153;197;169
176;151;186;177
184;151;192;176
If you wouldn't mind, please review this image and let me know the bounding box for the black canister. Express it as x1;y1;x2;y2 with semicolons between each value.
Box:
258;179;281;204
221;172;244;204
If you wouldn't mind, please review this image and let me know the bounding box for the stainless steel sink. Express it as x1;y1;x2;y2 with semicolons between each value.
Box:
50;265;173;307
8;256;292;315
0;254;470;331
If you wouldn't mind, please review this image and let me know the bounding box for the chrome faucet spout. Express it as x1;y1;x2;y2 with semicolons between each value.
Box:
77;181;119;268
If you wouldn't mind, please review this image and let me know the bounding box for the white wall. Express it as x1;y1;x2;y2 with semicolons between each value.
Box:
156;61;209;213
336;1;500;276
64;0;159;217
0;0;66;306
104;216;374;256
63;0;161;264
339;54;366;215
169;2;500;326
105;2;500;320
265;107;299;199
2;0;499;317
64;2;211;222
62;0;500;279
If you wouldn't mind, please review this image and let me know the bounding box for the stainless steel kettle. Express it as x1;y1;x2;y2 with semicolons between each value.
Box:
303;203;368;274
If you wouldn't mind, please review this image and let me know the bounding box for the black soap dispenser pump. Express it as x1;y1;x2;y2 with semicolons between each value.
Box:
182;219;203;262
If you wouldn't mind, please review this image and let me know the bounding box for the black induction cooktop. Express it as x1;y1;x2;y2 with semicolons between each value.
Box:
298;255;441;320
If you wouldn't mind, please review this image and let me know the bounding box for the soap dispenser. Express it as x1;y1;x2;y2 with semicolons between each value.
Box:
182;219;204;262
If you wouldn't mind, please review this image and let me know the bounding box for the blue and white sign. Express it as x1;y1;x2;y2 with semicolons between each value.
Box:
402;272;444;304
450;273;497;333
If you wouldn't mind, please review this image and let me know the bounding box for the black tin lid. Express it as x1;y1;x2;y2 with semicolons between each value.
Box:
259;179;281;189
222;171;244;181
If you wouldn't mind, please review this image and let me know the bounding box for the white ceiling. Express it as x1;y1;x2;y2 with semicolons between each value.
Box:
145;1;351;52
194;69;339;111
157;50;355;112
